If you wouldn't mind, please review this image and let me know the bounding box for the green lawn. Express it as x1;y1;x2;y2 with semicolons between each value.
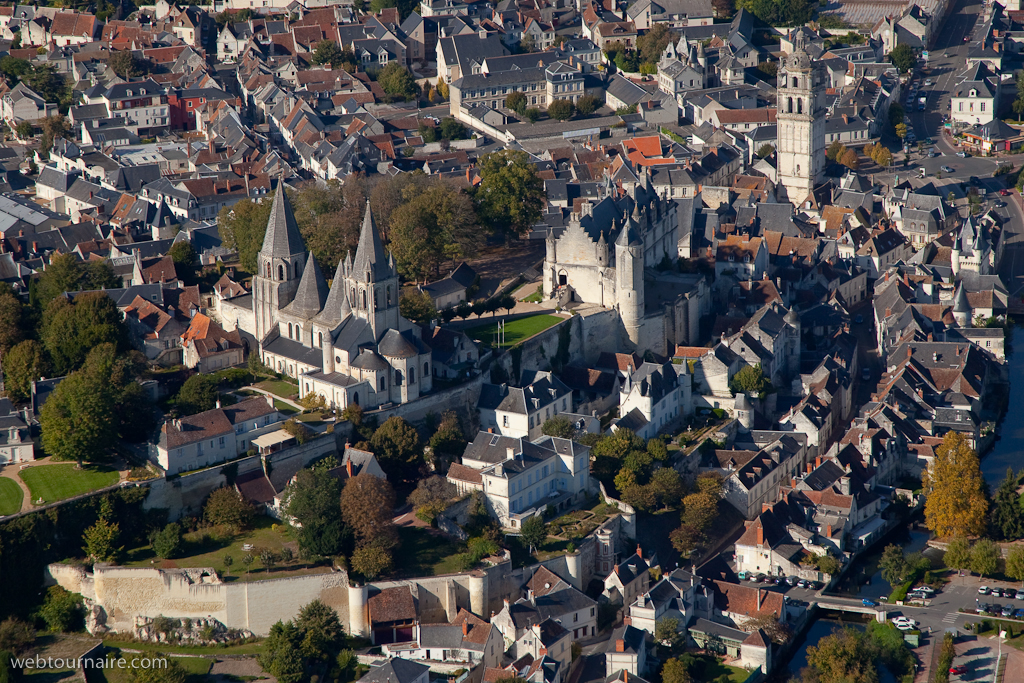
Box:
255;380;298;399
394;526;468;577
94;652;215;683
513;282;543;303
19;464;120;504
690;655;749;683
123;516;329;582
0;477;23;515
463;314;563;349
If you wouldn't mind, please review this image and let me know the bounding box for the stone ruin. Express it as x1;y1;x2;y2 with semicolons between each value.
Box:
131;616;253;645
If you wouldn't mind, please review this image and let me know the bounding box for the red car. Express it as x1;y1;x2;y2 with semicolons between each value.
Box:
950;665;968;675
1000;189;1012;196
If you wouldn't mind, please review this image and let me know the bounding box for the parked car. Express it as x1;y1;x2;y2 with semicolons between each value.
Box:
992;588;1004;598
798;579;809;589
1014;609;1024;619
1006;589;1018;599
956;151;968;158
915;586;935;595
1000;188;1012;196
787;576;799;586
1003;605;1015;616
926;79;933;86
979;586;991;594
950;665;967;675
942;166;956;173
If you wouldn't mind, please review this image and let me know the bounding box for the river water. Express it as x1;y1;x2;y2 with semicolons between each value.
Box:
979;330;1024;488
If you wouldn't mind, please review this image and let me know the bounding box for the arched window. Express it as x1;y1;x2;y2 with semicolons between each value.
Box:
362;289;367;309
295;262;301;278
386;286;392;306
379;376;386;390
409;367;416;385
352;392;359;406
278;264;284;280
787;97;793;113
318;332;323;348
424;362;429;377
351;288;356;304
296;325;302;340
374;288;381;310
797;98;803;115
288;323;293;338
793;77;798;88
395;369;403;386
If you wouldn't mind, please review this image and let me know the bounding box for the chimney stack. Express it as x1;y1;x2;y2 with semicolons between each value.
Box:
462;621;469;636
346;458;353;477
756;525;763;545
615;640;625;652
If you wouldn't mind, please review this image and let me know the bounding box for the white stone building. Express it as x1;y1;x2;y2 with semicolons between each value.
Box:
477;370;573;440
776;41;826;206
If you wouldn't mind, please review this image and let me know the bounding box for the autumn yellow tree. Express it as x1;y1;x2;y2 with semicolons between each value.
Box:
922;432;989;538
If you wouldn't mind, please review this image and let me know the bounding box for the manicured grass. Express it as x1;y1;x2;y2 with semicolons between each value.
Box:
255;379;298;399
690;655;749;683
273;400;298;415
463;314;563;348
0;477;23;515
394;526;468;577
19;464;120;504
95;653;216;683
123;516;329;582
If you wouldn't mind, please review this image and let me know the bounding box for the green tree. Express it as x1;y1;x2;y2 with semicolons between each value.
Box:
219;199;273;274
922;431;989;538
575;94;599;115
895;122;908;142
804;627;878;683
439;117;466;140
369;416;422;481
176;374;218;415
660;659;691;683
523;108;540;123
151;522;183;559
755;143;775;158
37;252;84;305
296;599;345;662
0;285;24;356
377;62;418;101
351;542;394;579
283;467;344;558
520;515;548;552
547;99;574;121
969;538;999;577
0;618;34;654
83;519;122;563
38;113;69;158
311;40;344;68
650;467;686;508
873;145;893;167
0;56;30;84
388;179;477;281
428;410;466;464
473;149;545;241
258;621;305;683
729;363;770;396
204;487;256;530
655;617;684;653
878;545;910;586
41;291;128;376
39;586;83;632
40;364;116;468
636;23;674;64
542;416;576;439
85;260;119;290
3;340;48;403
167;241;197;281
1006;545;1024;585
505;91;527;115
889;44;916;73
827;139;846;162
14;121;32;138
944;536;971;574
888;102;905;132
109;51;144;78
341;473;397;547
991;468;1022;540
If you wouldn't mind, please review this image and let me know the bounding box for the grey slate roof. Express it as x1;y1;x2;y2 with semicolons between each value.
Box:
260;180;306;258
351;201;391;283
361;659;429;683
282;253;329;319
378;329;421;358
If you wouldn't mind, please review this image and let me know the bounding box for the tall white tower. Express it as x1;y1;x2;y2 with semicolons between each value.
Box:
615;216;644;348
776;40;826;206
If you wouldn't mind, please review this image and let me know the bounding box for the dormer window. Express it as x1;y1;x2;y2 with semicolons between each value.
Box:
126;90;132;96
141;88;146;95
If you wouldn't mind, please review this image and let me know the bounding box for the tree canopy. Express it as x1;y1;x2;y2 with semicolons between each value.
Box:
283;467;345;558
369;416;423;481
922;431;989;538
376;63;418;101
889;44;917;73
219;198;273;274
473;150;545;241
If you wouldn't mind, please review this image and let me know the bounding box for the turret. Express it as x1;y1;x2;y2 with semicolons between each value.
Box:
615;221;644;348
597;230;608;266
953;284;971;328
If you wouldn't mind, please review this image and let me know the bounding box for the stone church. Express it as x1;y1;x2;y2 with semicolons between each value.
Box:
776;38;826;206
543;176;708;356
252;181;433;410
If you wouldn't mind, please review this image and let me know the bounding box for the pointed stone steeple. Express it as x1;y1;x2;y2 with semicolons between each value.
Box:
282;253;329;319
351;200;391;283
316;258;352;328
260;179;306;257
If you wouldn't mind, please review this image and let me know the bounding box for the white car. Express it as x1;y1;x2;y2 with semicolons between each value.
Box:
916;586;935;595
892;617;916;631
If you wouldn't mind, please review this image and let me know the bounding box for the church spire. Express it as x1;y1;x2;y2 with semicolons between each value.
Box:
282;253;329;319
351;200;391;283
261;179;306;257
315;257;351;328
